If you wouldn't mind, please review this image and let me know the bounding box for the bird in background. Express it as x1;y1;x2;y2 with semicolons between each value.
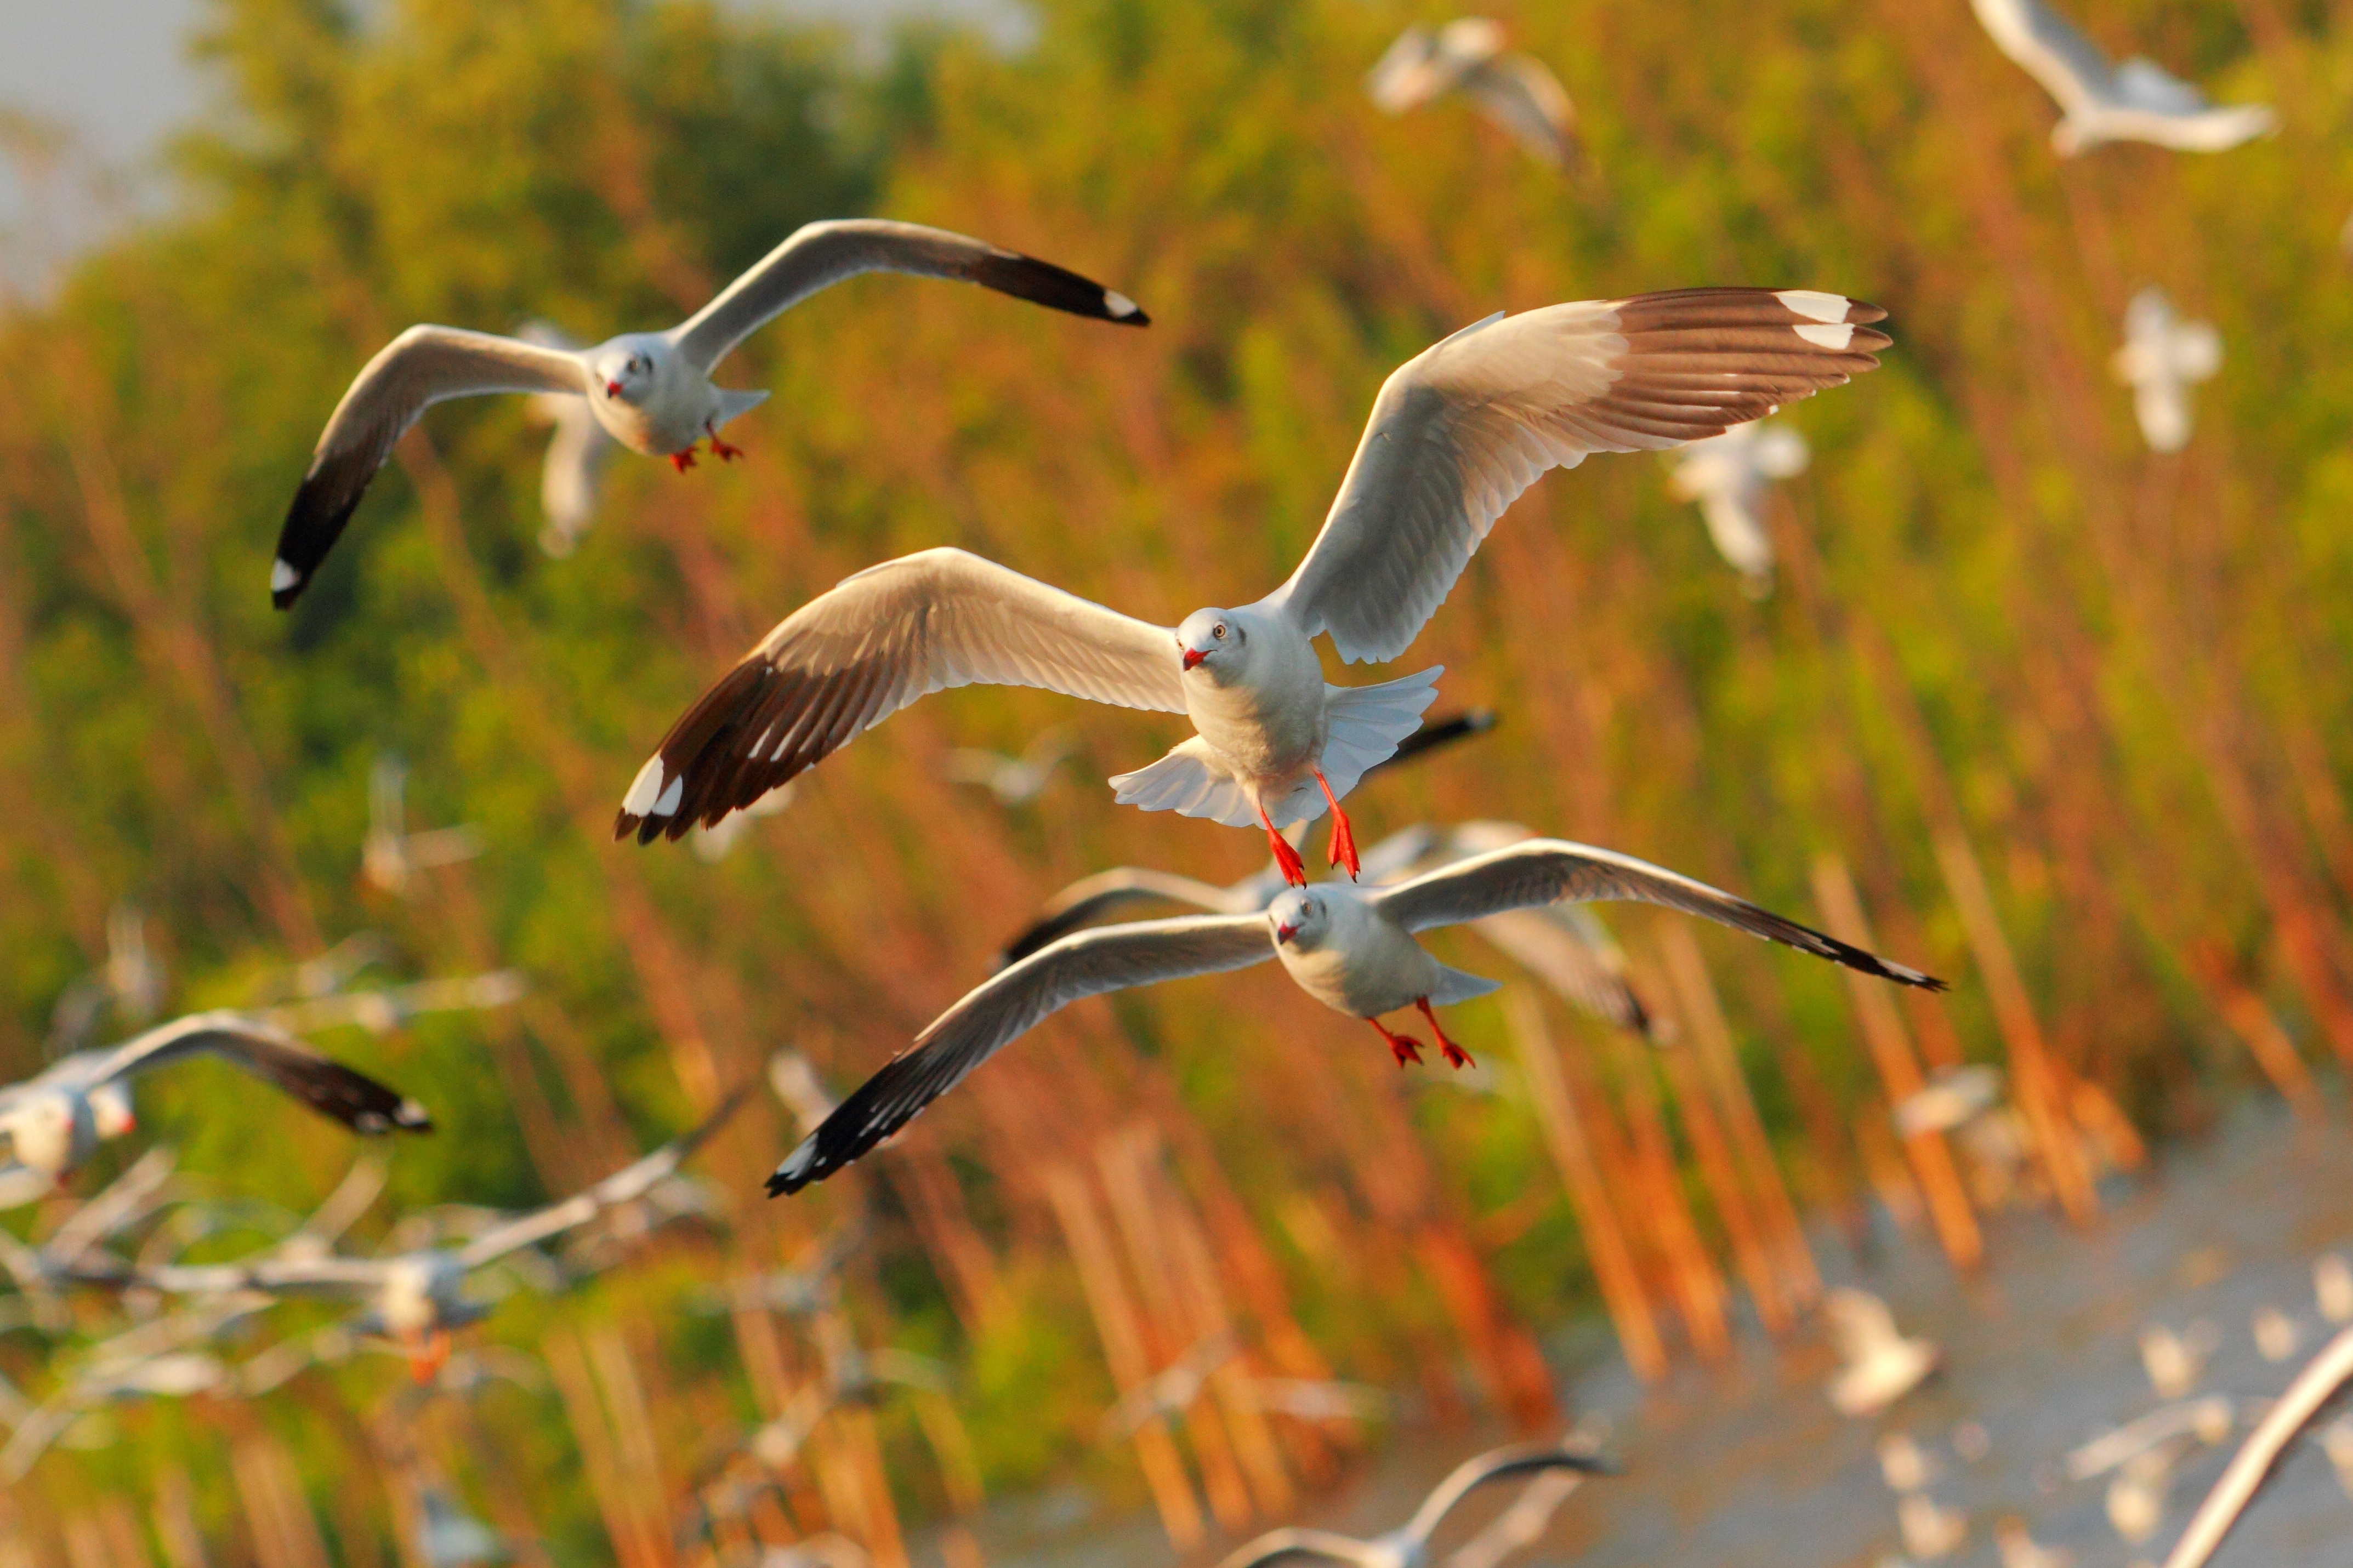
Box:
1892;1064;2003;1139
268;220;1147;607
515;320;617;557
616;289;1889;888
1213;1436;1613;1568
45;901;164;1054
2111;286;2220;454
2139;1320;2217;1400
1824;1287;1941;1417
943;725;1080;806
1665;417;1809;598
259;968;528;1039
771;837;1937;1194
363;755;485;897
1366;19;1579;169
1968;0;2277;155
2065;1396;2234;1482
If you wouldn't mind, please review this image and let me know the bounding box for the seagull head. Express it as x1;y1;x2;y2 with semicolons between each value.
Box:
1;1092;89;1180
1268;888;1330;950
89;1081;135;1140
593;343;659;404
1176;608;1246;678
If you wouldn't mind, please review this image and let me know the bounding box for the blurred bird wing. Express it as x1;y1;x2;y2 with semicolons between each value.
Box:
1370;839;1941;987
538;399;616;534
1270;290;1886;664
1215;1527;1386;1568
1402;1441;1615;1546
2163;1326;2353;1568
1462;55;1577;165
1825;1288;1902;1356
1969;0;2114;112
1000;866;1264;967
1470;908;1654;1036
79;1011;433;1136
2110;56;2208;114
2172;322;2223;380
669;219;1144;372
770;915;1273;1193
1365;25;1443;110
616;549;1184;843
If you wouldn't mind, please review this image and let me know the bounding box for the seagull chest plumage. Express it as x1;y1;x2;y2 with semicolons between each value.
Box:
1176;607;1331;790
1270;892;1451;1019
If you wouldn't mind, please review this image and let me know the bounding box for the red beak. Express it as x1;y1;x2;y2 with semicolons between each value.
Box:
1275;922;1298;944
604;380;623;397
1181;648;1207;671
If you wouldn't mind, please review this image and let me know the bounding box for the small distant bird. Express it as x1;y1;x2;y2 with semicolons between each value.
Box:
414;1486;507;1568
516;321;618;557
0;1012;430;1184
0;1295;263;1478
2110;287;2220;453
269;221;1147;607
260;970;528;1038
1215;1437;1613;1568
2315;1255;2353;1323
0;1147;177;1304
944;726;1078;806
772;839;1937;1194
1366;19;1579;169
1665;418;1809;597
2163;1326;2353;1567
1878;1430;1937;1493
363;756;485;896
1968;0;2277;155
2139;1320;2217;1400
1893;1065;2003;1138
1899;1492;1968;1561
708;1221;863;1320
2252;1305;2301;1362
1825;1288;1942;1417
1994;1517;2073;1568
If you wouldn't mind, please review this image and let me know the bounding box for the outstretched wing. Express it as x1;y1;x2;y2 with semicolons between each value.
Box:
1401;1440;1617;1547
272;327;587;607
84;1011;434;1136
670;219;1146;372
1270;289;1887;663
1462;56;1578;166
997;868;1259;968
1968;0;2113;113
770;915;1272;1195
617;549;1185;843
1369;840;1942;988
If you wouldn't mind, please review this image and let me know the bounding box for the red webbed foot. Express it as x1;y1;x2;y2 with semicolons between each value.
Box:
1260;806;1309;887
706;424;744;461
1416;998;1473;1069
1370;1018;1425;1068
1312;768;1360;880
670;448;698;472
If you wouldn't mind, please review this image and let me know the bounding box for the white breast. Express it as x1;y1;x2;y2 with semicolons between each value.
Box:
1183;622;1329;790
1276;897;1442;1019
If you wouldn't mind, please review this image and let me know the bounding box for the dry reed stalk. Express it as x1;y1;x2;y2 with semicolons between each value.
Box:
58;1519;105;1568
428;1396;557;1568
2184;943;2320;1114
1040;1163;1207;1549
1599;1025;1731;1359
94;1502;150;1568
586;1326;681;1568
546;1328;665;1568
1809;856;1985;1269
828;1408;910;1568
151;1469;207;1568
1502;991;1667;1381
228;1432;331;1568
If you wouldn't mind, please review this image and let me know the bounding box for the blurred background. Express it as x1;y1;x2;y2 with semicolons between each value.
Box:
5;0;2353;1563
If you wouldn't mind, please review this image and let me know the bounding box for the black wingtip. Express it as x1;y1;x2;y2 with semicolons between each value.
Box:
764;1170;793;1199
272;458;368;611
970;252;1151;328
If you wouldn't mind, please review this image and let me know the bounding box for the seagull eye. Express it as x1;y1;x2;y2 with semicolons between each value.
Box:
1213;624;1227;640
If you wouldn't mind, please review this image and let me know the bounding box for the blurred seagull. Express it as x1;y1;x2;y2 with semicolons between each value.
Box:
2139;1320;2218;1399
0;1011;429;1185
2111;287;2220;453
1215;1437;1613;1568
1100;1332;1238;1439
2106;1436;2190;1544
944;726;1078;806
47;902;165;1053
2164;1325;2353;1568
1893;1065;2004;1139
771;839;1936;1193
1968;0;2277;155
613;290;1889;882
1366;19;1578;169
269;220;1148;607
260;970;528;1038
0;1147;178;1296
2318;1254;2353;1323
516;321;618;557
1664;418;1809;598
364;756;485;896
1825;1288;1942;1417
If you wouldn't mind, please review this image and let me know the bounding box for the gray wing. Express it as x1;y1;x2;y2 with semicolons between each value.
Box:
617;549;1185;843
1269;289;1888;663
1370;840;1942;988
1461;56;1578;167
1969;0;2114;112
82;1011;434;1136
770;915;1274;1195
1366;25;1445;111
997;868;1263;967
271;326;587;607
1401;1441;1616;1545
670;219;1145;372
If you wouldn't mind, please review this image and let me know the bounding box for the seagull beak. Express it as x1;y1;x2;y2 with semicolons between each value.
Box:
1275;922;1298;945
604;380;623;398
1181;647;1207;671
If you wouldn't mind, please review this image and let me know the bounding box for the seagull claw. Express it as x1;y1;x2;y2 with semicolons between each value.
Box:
670;448;698;472
706;423;744;461
1417;998;1473;1069
1371;1018;1424;1067
1314;768;1359;880
1260;807;1309;887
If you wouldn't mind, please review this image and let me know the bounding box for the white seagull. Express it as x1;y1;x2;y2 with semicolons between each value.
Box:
268;220;1147;607
1825;1288;1941;1417
1664;417;1809;597
1213;1438;1613;1568
770;837;1936;1194
1968;0;2277;155
1366;19;1579;169
943;725;1079;806
516;320;618;557
2110;287;2220;453
617;288;1889;882
0;1011;430;1185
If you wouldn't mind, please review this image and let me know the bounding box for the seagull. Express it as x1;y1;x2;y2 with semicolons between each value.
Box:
2163;1325;2353;1568
1967;0;2277;155
1825;1288;1942;1417
995;819;1658;1039
1892;1064;2003;1138
1366;19;1579;168
363;755;485;896
2110;287;2220;454
2318;1255;2353;1324
82;1088;743;1378
613;288;1889;882
516;320;618;558
268;219;1147;607
1664;417;1809;597
1099;1331;1238;1439
0;1147;178;1296
0;1011;430;1184
704;1221;864;1320
943;725;1079;806
771;837;1937;1194
1441;1466;1585;1568
0;1293;266;1478
2139;1320;2217;1400
1213;1437;1613;1568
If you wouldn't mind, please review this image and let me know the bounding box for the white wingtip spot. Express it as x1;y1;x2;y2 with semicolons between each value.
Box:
778;1137;816;1180
655;776;684;818
1105;290;1140;319
1793;322;1856;350
1775;290;1851;324
271;560;299;594
622;756;670;817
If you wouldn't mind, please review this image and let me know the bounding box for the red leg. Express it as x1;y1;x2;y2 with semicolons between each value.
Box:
706;421;744;461
669;448;698;472
1258;802;1309;887
1368;1017;1424;1068
1313;767;1359;880
1416;997;1473;1069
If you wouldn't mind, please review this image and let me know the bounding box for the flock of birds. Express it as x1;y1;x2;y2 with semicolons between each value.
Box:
2;0;2340;1561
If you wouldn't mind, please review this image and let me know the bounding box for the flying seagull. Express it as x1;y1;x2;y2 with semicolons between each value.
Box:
1366;19;1579;169
1968;0;2277;155
268;220;1148;607
1664;417;1809;597
516;320;618;558
1213;1437;1614;1568
943;726;1079;806
1823;1288;1941;1417
2110;286;2220;453
617;289;1889;883
770;837;1937;1194
0;1011;430;1184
